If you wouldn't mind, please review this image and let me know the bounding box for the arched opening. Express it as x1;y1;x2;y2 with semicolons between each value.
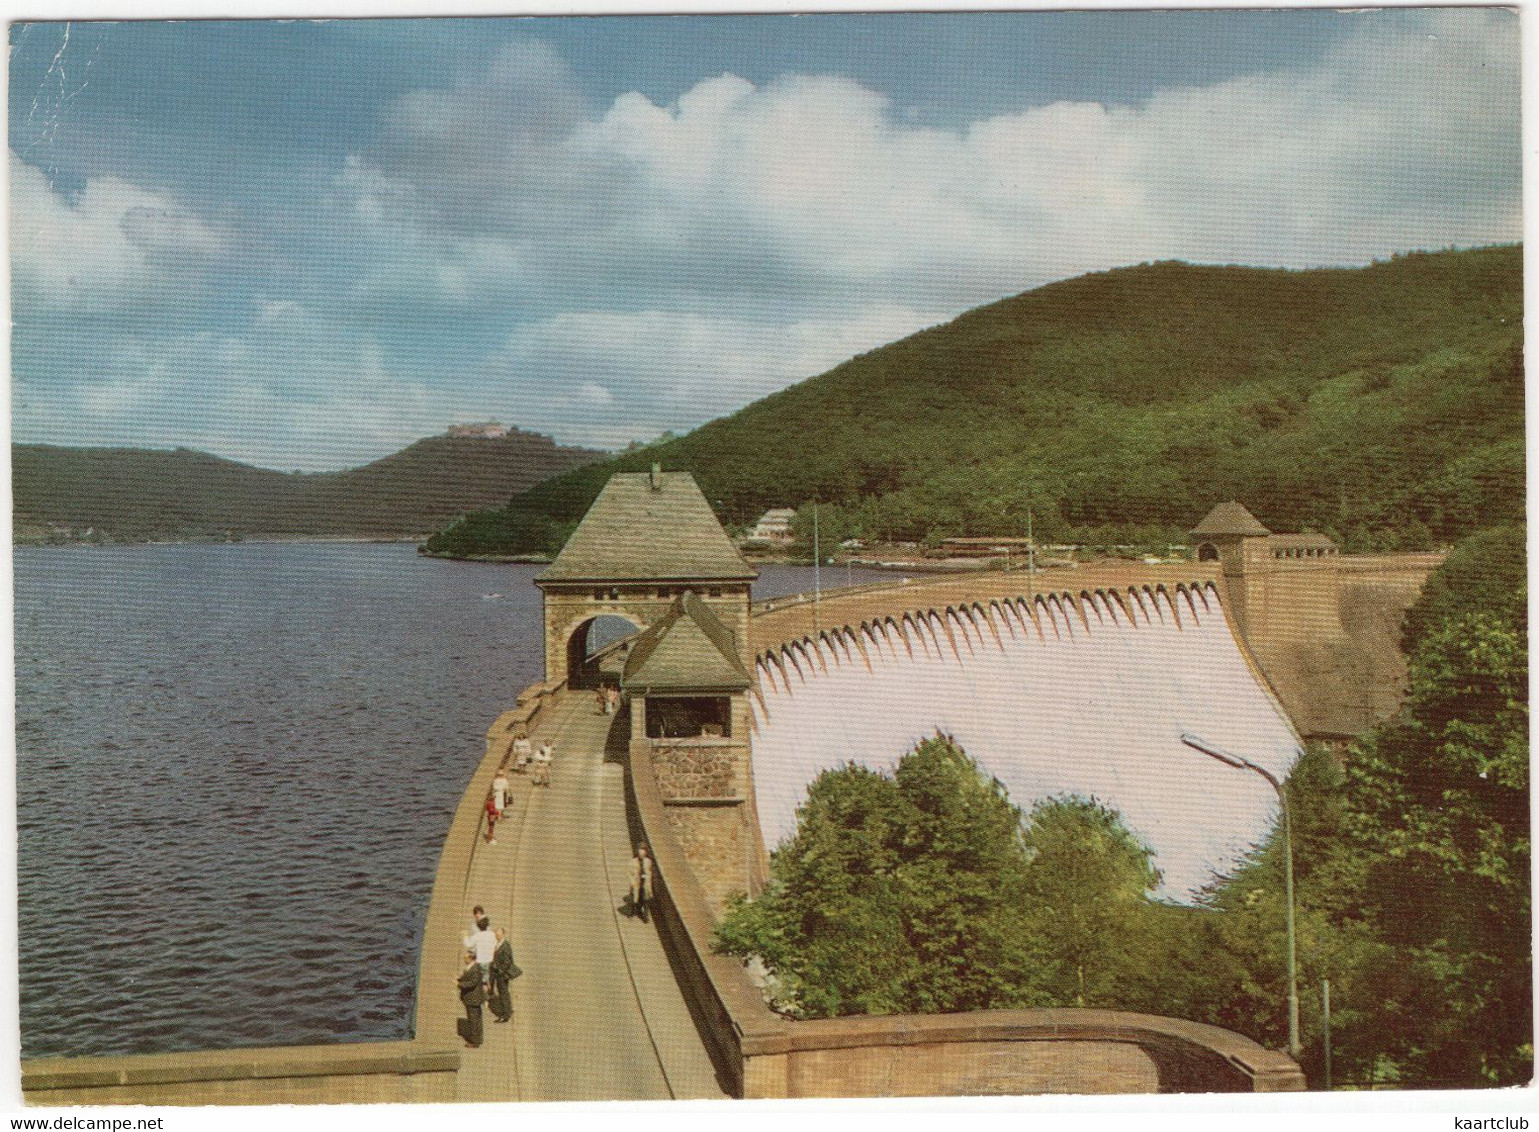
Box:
565;614;643;689
1197;543;1220;562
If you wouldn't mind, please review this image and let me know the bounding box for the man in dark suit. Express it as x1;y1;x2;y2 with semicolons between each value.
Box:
456;949;485;1048
489;927;518;1023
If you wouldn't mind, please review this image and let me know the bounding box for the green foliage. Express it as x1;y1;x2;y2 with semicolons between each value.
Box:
432;246;1522;557
1342;609;1530;1086
715;737;1181;1018
1400;523;1527;652
1019;796;1161;1006
714;736;1049;1017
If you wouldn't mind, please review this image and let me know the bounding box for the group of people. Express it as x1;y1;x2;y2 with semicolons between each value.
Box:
593;684;621;715
456;905;520;1048
454;845;658;1050
483;738;554;846
511;733;554;788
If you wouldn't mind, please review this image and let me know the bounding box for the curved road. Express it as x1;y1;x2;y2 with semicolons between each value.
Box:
453;691;726;1102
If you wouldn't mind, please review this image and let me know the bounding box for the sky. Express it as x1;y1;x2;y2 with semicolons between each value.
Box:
7;8;1522;472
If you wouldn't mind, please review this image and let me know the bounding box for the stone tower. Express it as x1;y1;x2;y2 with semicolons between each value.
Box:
535;466;757;689
536;468;766;906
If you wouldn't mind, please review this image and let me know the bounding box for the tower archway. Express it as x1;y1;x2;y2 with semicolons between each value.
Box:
565;614;644;690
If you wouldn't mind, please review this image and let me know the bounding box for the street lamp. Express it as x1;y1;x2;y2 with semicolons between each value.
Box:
1180;731;1301;1060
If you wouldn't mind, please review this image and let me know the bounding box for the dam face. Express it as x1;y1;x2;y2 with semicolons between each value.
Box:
749;583;1300;899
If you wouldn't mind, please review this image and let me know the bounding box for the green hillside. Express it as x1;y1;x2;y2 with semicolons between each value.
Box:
14;429;603;543
426;245;1523;558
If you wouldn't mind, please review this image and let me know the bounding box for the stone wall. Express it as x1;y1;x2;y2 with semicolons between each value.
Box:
1223;553;1443;738
541;583;751;686
22;1042;457;1107
651;737;743;800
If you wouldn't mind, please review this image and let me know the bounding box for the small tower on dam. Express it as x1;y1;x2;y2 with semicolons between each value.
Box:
535;465;757;689
536;467;766;905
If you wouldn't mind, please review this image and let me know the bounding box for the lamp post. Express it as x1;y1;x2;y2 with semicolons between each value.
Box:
1180;731;1301;1059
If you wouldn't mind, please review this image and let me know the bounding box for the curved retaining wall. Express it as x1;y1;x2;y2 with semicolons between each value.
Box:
626;740;1305;1098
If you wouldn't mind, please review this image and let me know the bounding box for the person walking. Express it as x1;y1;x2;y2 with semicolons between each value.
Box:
488;927;518;1023
492;767;510;819
456;949;485;1048
595;685;608;715
628;842;654;922
607;686;620;716
512;733;532;773
483;791;499;844
463;913;496;986
532;741;552;787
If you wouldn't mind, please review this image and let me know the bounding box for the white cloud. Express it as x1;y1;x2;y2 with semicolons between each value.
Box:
10;156;234;304
491;304;944;449
14;302;446;471
348;10;1517;316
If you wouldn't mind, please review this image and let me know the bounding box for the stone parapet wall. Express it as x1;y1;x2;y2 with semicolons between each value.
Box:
22;1042;457;1107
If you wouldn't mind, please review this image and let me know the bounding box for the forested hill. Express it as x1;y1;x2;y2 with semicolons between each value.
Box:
426;245;1522;558
14;429;603;543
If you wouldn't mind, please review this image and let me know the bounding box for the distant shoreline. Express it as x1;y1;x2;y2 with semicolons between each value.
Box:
15;534;435;549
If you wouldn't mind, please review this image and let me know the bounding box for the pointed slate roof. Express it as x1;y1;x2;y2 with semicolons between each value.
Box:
537;470;757;584
622;591;752;693
1190;501;1272;538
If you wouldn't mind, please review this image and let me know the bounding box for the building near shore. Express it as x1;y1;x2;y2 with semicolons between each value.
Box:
744;508;796;545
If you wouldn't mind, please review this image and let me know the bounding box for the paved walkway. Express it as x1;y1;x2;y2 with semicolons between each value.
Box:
453;690;727;1103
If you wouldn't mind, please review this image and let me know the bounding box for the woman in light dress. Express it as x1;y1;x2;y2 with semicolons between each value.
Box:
492;766;510;818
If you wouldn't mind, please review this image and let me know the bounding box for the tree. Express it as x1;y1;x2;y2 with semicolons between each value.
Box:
715;735;1048;1017
1018;796;1161;1007
1344;611;1530;1086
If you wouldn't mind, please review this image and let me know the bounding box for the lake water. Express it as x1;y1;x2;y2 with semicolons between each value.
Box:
13;543;883;1059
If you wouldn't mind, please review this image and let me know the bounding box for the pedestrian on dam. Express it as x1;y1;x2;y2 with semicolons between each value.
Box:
628;842;654;922
607;686;620;715
489;927;519;1023
513;733;532;772
464;913;496;985
456;949;485;1048
483;791;500;844
492;767;510;819
532;741;552;787
595;685;608;714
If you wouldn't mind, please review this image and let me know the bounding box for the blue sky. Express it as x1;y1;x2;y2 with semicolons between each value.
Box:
9;10;1521;471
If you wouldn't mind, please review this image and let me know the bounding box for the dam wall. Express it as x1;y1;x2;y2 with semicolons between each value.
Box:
1226;552;1445;738
750;582;1299;898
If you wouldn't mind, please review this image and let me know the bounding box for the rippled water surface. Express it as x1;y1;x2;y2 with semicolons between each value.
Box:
15;545;872;1058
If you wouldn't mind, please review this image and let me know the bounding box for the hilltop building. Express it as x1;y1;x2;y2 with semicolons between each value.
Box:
447;421;509;439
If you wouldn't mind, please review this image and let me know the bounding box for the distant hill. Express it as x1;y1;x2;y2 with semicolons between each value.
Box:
14;429;604;543
426;245;1523;559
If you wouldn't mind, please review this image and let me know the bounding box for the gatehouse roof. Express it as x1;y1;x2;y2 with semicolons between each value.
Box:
1190;501;1272;538
538;470;757;584
622;591;752;693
